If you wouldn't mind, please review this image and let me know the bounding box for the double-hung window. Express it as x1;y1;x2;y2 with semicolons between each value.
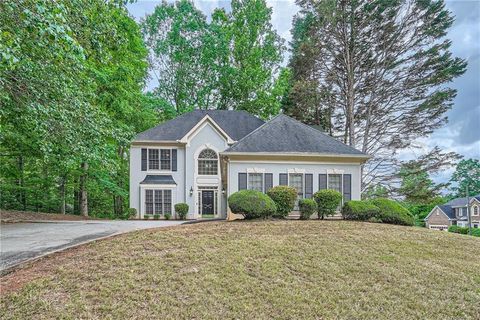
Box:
248;173;263;192
147;149;172;170
198;149;218;175
145;189;172;215
289;173;304;200
328;174;342;193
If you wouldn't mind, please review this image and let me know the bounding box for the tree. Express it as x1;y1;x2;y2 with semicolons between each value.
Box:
142;0;287;118
397;147;460;203
450;159;480;197
286;0;467;189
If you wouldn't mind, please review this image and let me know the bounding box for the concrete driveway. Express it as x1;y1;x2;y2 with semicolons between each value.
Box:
0;220;184;272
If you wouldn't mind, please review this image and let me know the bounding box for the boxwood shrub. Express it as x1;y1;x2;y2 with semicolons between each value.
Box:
314;189;342;219
369;198;414;226
342;200;380;221
298;198;317;220
448;225;469;234
266;186;297;218
174;203;189;220
228;190;277;219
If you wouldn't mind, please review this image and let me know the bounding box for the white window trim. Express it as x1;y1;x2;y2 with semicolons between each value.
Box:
140;185;176;217
472;205;479;216
247;167;266;173
146;147;175;172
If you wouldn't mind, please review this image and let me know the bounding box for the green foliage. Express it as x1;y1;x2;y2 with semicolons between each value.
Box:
175;203;189;220
228;190;276;219
153;214;160;220
369;198;414;226
128;208;138;219
448;225;468;234
342;201;380;221
142;0;287;119
144;214;152;220
0;0;157;217
164;213;172;220
450;159;480;197
298;198;317;220
449;225;480;237
266;186;297;218
314;190;342;219
402;197;447;226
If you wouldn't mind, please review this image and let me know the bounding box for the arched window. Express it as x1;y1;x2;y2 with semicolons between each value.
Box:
474;205;479;216
198;148;218;175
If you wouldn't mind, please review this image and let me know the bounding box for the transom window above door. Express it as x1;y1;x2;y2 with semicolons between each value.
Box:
198;148;218;175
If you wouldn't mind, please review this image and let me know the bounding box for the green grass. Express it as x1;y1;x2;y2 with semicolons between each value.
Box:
1;221;479;319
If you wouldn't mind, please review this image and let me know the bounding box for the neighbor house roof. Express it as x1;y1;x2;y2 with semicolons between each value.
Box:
445;194;480;207
223;114;368;156
140;175;176;185
438;205;455;219
134;110;265;142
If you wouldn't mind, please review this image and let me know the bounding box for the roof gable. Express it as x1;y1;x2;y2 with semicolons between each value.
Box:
224;114;367;156
134;110;264;142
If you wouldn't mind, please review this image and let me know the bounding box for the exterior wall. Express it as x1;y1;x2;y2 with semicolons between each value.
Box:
227;160;362;201
129;145;185;218
425;207;451;229
184;122;229;219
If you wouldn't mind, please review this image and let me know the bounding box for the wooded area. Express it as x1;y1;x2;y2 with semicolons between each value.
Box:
0;0;475;218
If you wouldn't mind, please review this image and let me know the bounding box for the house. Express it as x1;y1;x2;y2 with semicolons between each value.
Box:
129;110;370;219
424;195;480;230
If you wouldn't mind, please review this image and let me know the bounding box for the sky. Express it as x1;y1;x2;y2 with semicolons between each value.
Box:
127;0;480;183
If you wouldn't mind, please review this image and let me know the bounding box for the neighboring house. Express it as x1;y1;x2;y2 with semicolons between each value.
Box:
129;110;370;219
424;195;480;230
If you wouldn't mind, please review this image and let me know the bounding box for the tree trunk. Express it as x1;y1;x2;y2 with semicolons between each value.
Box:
59;175;67;214
17;156;26;211
79;162;88;217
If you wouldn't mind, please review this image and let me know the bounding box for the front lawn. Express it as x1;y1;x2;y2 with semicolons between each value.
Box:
1;221;479;319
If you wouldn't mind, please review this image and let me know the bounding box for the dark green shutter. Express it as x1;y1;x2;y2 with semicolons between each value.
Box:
279;173;288;185
343;174;351;202
305;174;313;198
238;173;247;190
319;174;327;190
172;149;177;171
141;149;147;171
264;173;273;193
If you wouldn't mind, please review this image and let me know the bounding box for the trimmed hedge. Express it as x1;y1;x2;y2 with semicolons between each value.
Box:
449;225;480;237
299;198;317;220
314;189;342;219
342;201;380;221
228;190;277;219
175;203;189;220
267;186;297;218
369;198;414;226
342;198;414;226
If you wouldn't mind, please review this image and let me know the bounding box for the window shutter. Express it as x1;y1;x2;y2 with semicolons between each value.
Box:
319;174;327;190
172;149;177;171
305;174;313;198
238;173;247;190
264;173;273;193
279;173;288;185
343;174;351;202
141;149;147;171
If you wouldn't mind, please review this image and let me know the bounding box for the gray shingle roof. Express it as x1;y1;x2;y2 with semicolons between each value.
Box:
134;110;265;142
140;175;176;185
445;194;480;207
438;205;455;219
224;114;367;156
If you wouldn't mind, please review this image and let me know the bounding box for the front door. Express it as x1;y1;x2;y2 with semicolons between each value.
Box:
201;190;214;216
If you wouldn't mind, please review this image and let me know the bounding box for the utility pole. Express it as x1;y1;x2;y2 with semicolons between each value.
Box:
466;185;471;236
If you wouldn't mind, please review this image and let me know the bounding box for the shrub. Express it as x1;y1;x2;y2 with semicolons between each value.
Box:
266;186;297;218
314;189;342;219
164;212;172;220
342;201;380;221
369;198;414;226
127;208;137;219
448;225;469;234
472;228;480;237
228;190;277;219
153;214;160;220
175;203;189;220
144;214;151;220
298;199;317;220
